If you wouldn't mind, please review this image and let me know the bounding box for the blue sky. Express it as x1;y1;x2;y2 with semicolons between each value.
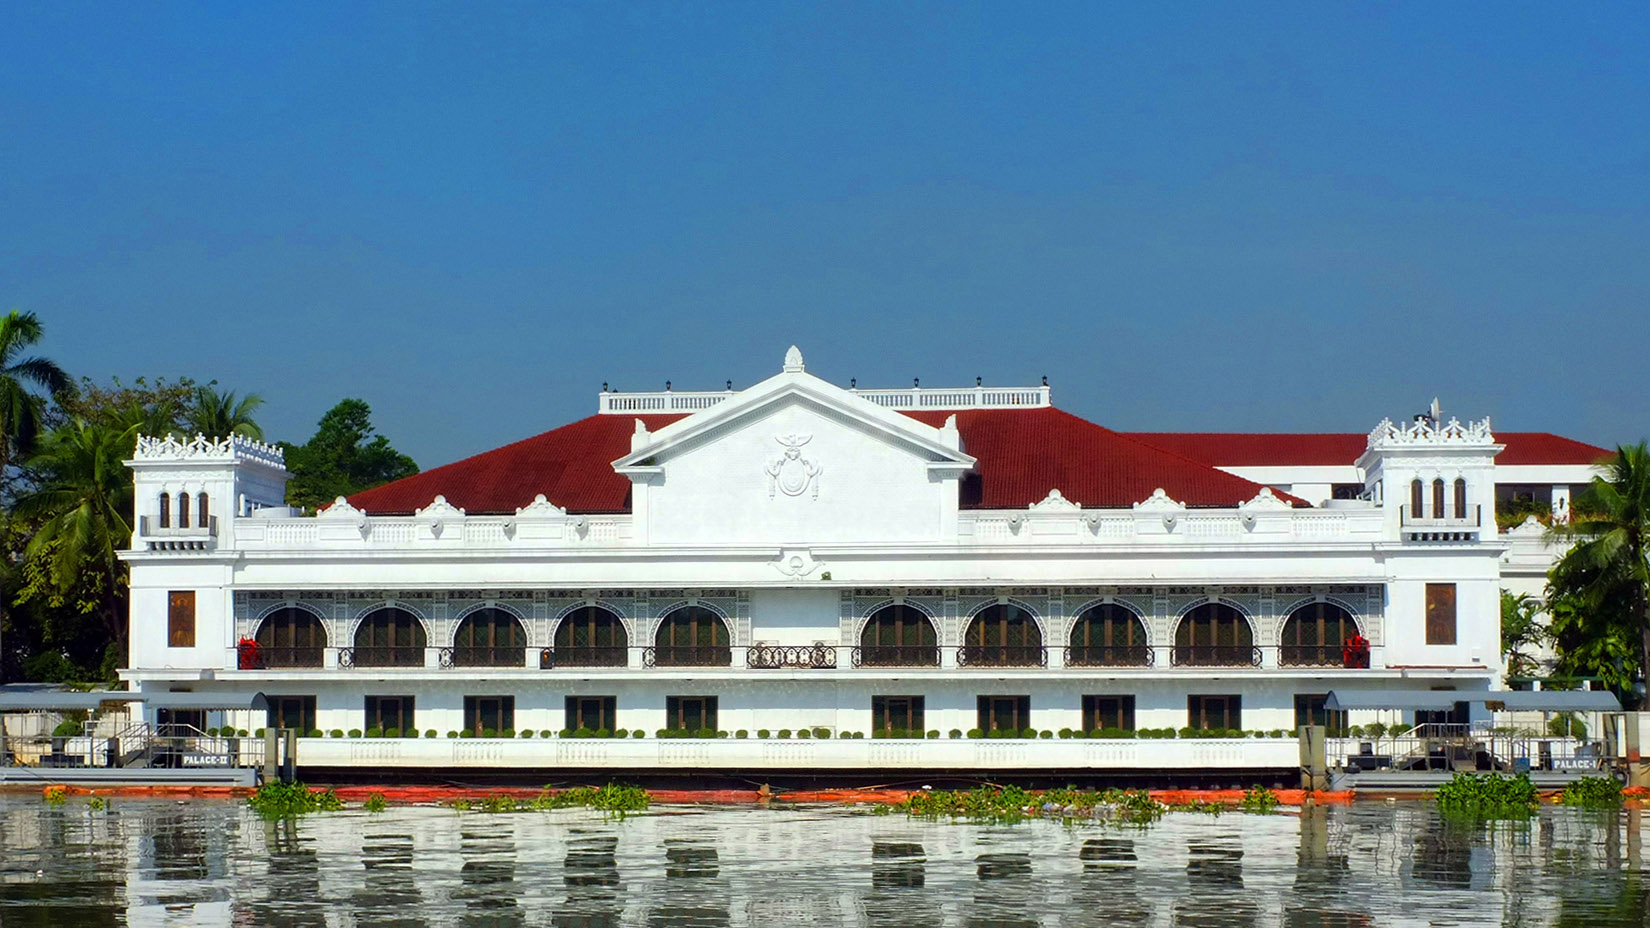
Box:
4;3;1646;467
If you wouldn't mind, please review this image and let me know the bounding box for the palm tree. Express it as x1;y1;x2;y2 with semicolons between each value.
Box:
12;418;139;660
183;385;264;440
1500;590;1549;685
1549;441;1650;703
0;309;73;479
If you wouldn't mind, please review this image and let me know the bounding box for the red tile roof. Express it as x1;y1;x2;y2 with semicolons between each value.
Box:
346;407;1302;514
1123;432;1613;467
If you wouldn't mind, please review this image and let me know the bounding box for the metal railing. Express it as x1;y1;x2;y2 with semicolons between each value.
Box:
1063;644;1154;668
338;646;427;668
851;646;942;668
1279;644;1370;668
441;646;527;668
541;646;630;669
956;645;1048;668
746;644;837;669
237;644;325;669
1170;645;1264;668
642;646;733;668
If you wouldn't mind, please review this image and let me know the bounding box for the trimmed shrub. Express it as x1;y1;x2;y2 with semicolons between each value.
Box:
949;729;963;739
559;728;574;738
383;727;400;738
1021;728;1036;739
308;729;323;738
927;730;940;739
1038;730;1053;739
717;730;729;739
1058;727;1074;739
501;728;515;738
539;730;553;738
364;727;382;738
967;728;983;739
696;727;716;739
757;729;771;738
657;729;670;739
348;729;363;738
447;731;459;739
797;728;811;738
426;730;438;739
778;729;792;738
594;728;611;738
520;730;534;738
573;727;594;738
330;729;345;739
460;729;475;738
735;730;748;739
255;728;266;737
481;728;498;738
632;729;644;739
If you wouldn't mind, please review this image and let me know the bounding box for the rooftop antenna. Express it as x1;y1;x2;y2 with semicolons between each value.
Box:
1430;397;1442;422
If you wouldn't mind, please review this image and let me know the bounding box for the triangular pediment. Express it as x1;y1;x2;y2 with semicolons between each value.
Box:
613;367;975;474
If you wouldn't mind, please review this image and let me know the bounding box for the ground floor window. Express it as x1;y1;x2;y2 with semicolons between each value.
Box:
977;695;1031;733
364;695;415;733
1293;694;1348;736
1082;695;1136;733
665;696;718;733
566;696;618;732
1187;695;1241;731
156;708;206;734
871;695;925;734
266;695;317;733
463;695;515;735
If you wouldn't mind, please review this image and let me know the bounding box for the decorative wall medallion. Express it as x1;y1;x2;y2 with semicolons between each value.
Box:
766;434;822;499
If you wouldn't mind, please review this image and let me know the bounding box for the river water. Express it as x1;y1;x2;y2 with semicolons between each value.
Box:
0;798;1645;927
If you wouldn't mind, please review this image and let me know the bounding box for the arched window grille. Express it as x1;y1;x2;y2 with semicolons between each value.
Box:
451;608;527;667
1453;478;1467;519
1279;602;1360;667
178;493;190;529
1431;479;1445;519
158;493;171;529
350;608;427;667
857;605;939;667
960;604;1044;667
197;492;209;528
250;608;326;668
650;607;730;667
1172;603;1257;667
1410;479;1423;516
553;606;629;667
1067;603;1150;667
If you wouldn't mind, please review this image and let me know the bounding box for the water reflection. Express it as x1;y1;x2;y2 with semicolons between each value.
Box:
2;798;1649;926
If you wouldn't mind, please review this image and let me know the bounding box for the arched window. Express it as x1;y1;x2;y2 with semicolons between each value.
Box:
1453;478;1467;520
1067;603;1151;667
351;608;427;667
450;608;527;667
553;606;629;667
252;608;326;668
1173;603;1256;667
857;605;939;667
1279;602;1360;667
197;491;209;528
1431;478;1445;519
178;492;191;529
651;607;730;667
158;493;171;529
1410;479;1423;517
960;604;1044;667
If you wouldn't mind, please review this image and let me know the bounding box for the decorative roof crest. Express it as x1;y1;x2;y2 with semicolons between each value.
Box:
317;497;364;520
782;345;805;373
1239;487;1292;511
1133;488;1185;512
415;495;465;519
1366;416;1494;450
1029;488;1081;511
132;432;286;467
514;494;568;518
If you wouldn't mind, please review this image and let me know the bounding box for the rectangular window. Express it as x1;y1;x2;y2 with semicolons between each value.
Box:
1187;695;1242;731
364;695;415;733
976;695;1031;733
1082;695;1136;733
167;591;196;648
463;695;515;735
871;696;925;734
1330;483;1364;500
665;696;718;733
156;708;206;734
266;695;317;733
566;695;618;732
1425;583;1457;645
1293;694;1348;737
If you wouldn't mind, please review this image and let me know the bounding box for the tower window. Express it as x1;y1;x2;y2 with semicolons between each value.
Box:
159;493;171;528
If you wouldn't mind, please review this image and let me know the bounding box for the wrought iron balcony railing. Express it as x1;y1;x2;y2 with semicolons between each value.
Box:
441;646;526;668
1170;645;1263;668
642;645;733;668
851;645;942;668
746;644;837;669
236;644;324;669
1062;644;1154;668
541;646;630;669
956;645;1048;668
338;646;426;669
1279;644;1371;668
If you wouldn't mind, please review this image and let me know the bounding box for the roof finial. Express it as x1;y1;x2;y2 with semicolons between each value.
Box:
726;380;733;391
1042;375;1048;387
783;345;805;373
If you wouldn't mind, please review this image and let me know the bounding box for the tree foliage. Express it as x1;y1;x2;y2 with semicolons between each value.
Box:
1499;590;1549;685
1547;441;1650;707
184;385;265;440
0;309;74;488
280;399;417;510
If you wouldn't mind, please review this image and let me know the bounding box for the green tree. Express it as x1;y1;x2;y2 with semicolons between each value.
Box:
183;385;264;440
0;310;73;485
281;399;417;510
11;418;140;667
1548;441;1650;707
1499;590;1549;685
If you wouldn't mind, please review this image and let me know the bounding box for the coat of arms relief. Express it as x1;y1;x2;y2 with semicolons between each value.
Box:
765;433;822;499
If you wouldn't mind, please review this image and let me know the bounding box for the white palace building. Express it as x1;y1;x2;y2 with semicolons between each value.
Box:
117;347;1609;779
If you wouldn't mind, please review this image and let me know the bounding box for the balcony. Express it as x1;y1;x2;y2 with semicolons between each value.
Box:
746;644;837;669
1170;645;1263;668
137;515;217;551
956;645;1048;668
442;646;526;669
1063;645;1154;668
1280;643;1370;669
1400;504;1482;542
851;646;942;668
541;647;630;669
642;646;733;668
236;643;324;669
